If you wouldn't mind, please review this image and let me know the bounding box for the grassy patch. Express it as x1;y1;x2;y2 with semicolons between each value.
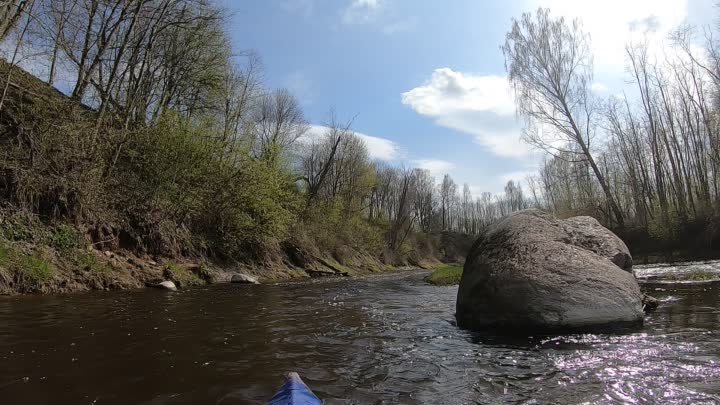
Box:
665;270;719;281
426;264;463;286
16;254;52;284
165;262;203;288
0;240;54;288
324;258;355;275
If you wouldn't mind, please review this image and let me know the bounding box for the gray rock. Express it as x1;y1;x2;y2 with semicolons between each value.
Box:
456;209;644;332
231;273;260;284
156;280;177;291
642;293;659;312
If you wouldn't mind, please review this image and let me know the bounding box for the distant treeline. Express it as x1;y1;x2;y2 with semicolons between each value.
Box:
0;0;519;265
503;8;720;260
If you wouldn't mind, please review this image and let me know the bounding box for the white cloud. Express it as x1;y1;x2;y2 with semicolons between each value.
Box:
353;0;380;9
304;125;400;161
342;0;383;25
401;68;534;158
412;159;455;177
531;0;689;75
356;132;400;161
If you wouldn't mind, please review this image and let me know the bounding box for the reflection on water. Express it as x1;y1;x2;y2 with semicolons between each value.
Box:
0;267;719;404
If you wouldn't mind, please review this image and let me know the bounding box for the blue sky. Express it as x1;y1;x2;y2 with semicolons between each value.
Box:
221;0;714;195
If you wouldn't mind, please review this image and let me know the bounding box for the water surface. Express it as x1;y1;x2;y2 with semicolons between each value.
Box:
0;264;719;404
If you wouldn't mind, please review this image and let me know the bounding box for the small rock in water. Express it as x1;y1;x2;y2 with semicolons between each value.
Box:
230;274;260;284
155;281;177;291
642;294;660;312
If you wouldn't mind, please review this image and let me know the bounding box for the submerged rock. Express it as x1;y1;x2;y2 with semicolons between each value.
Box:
456;209;644;332
231;274;260;284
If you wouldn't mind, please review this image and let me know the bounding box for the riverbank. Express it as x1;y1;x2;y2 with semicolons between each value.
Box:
0;232;446;295
0;206;465;295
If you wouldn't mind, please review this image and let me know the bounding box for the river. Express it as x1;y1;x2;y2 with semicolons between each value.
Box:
0;263;719;404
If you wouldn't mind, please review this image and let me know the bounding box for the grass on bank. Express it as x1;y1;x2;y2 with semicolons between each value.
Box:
426;264;463;286
665;270;720;281
165;262;203;288
0;239;53;288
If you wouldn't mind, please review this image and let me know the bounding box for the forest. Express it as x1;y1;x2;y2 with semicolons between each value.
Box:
504;8;720;259
2;0;719;278
0;0;519;277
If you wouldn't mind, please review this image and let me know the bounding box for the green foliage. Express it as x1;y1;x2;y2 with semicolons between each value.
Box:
164;262;203;288
113;114;300;258
16;254;52;285
426;264;463;286
51;224;79;251
0;209;49;243
0;239;51;283
301;199;385;258
0;241;9;266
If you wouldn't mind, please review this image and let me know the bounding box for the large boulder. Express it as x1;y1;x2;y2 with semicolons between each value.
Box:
456;209;644;332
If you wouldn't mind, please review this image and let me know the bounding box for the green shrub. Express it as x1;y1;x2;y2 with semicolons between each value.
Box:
113;114;300;258
51;224;79;251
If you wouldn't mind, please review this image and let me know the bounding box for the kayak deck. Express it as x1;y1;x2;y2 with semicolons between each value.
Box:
267;372;322;405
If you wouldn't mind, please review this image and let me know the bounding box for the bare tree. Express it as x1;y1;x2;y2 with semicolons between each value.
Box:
439;174;456;230
0;0;33;41
252;88;309;164
502;8;625;227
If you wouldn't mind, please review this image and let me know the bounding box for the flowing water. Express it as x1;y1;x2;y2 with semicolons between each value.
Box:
1;263;719;405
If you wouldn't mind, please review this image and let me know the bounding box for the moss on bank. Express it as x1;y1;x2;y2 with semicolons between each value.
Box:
664;270;720;282
426;264;463;286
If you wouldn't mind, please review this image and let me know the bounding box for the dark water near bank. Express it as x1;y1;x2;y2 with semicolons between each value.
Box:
1;264;720;405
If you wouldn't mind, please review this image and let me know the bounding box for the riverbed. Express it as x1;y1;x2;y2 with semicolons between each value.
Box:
0;263;719;404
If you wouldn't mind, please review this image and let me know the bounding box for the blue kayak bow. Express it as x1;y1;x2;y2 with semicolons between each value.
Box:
267;372;322;405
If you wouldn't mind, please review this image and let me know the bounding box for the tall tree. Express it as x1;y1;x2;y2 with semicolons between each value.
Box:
502;8;625;227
